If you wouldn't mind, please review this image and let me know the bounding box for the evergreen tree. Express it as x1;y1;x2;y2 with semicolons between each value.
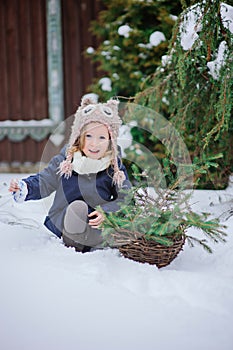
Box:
136;0;233;188
86;0;182;100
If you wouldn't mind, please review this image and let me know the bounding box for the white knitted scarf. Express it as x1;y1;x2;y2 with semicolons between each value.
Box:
72;151;112;175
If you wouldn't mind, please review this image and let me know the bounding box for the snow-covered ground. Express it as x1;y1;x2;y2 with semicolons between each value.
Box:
0;173;233;350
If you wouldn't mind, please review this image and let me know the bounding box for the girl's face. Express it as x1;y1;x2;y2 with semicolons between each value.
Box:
82;122;110;159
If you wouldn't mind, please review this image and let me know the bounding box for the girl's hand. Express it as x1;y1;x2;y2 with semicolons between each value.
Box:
88;210;104;228
8;179;28;203
8;179;20;193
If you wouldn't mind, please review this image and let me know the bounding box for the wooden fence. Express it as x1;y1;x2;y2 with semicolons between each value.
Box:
0;0;102;168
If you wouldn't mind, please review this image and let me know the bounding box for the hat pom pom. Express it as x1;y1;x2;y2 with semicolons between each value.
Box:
113;170;126;188
57;159;73;179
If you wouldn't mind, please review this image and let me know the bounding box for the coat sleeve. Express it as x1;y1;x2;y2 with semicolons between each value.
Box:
23;146;66;200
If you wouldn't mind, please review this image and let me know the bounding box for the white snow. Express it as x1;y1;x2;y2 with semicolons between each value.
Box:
138;31;166;51
161;54;172;66
149;31;166;47
180;3;233;51
112;72;119;80
221;3;233;33
1;3;233;348
113;45;121;51
100;50;111;59
0;173;233;350
118;24;132;38
118;124;134;156
207;41;228;79
180;4;201;50
178;2;233;81
98;77;112;92
0;119;54;127
86;46;95;54
169;14;178;22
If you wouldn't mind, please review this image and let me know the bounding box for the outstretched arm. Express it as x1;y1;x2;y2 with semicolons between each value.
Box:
9;146;67;202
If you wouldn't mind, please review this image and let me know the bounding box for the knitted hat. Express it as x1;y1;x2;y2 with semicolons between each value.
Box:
58;96;126;187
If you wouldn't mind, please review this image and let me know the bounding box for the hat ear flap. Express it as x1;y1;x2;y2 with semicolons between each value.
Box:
105;99;119;118
106;98;119;112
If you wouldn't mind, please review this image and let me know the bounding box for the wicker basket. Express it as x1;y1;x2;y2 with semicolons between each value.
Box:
118;234;186;268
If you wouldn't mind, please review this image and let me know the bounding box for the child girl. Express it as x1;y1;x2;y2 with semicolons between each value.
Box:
9;97;131;252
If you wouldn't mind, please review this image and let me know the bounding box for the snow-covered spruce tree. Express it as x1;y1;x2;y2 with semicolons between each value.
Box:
86;0;182;100
135;0;233;189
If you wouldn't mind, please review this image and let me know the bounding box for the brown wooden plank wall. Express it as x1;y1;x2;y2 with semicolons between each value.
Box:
0;0;48;120
0;0;48;164
62;0;102;117
0;0;102;166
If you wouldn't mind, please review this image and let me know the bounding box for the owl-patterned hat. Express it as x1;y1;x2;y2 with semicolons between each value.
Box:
58;96;126;187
